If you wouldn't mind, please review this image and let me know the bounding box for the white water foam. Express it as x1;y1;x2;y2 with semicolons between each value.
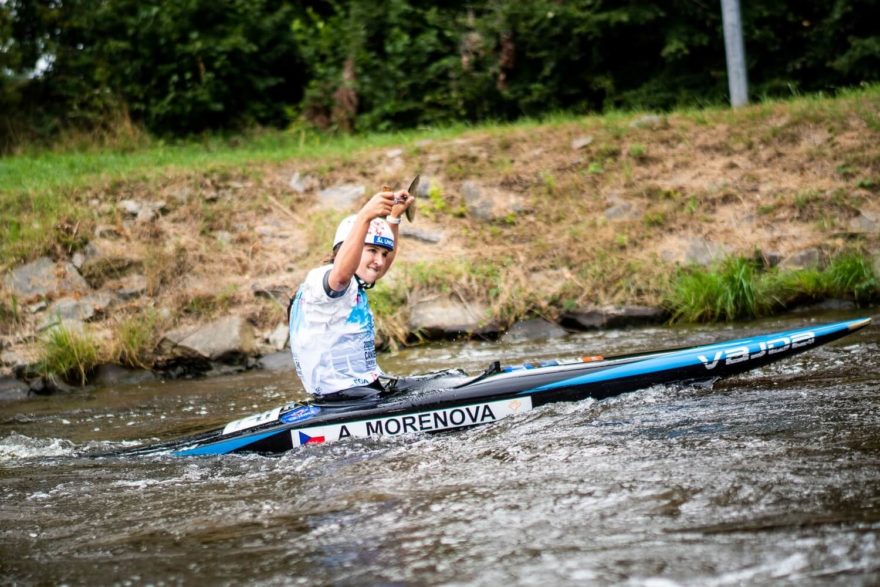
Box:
0;432;77;461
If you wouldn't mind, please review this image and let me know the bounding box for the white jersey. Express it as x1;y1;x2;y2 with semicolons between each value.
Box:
289;265;381;396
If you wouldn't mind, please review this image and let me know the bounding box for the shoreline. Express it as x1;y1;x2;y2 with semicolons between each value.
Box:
3;298;875;400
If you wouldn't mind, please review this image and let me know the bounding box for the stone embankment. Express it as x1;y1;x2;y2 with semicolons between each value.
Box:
0;249;666;397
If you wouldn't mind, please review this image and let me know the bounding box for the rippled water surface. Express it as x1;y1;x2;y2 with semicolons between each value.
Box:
2;312;879;585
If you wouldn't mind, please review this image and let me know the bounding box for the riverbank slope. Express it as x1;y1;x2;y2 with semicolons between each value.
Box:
2;87;879;388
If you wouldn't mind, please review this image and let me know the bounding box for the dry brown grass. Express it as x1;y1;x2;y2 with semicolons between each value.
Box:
4;89;879;364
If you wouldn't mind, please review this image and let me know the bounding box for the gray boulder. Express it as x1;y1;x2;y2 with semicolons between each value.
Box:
251;283;292;309
107;274;147;300
118;199;166;222
561;305;665;330
267;323;289;351
502;318;567;344
78;241;142;287
259;351;294;372
136;207;158;223
4;257;90;300
412;175;436;199
158;316;256;364
319;183;366;210
630;114;665;129
38;293;114;331
604;197;643;221
118;199;142;216
571;135;594;150
408;296;498;337
781;248;823;269
461;181;526;222
685;237;727;266
849;211;879;233
289;172;319;194
1;346;33;371
0;375;29;401
400;225;444;244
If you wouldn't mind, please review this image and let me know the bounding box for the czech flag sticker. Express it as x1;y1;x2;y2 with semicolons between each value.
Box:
298;431;325;445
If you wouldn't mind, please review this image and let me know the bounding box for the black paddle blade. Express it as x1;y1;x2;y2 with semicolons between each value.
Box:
406;174;419;222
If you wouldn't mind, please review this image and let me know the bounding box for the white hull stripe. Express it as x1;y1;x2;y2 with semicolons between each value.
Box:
292;397;533;446
223;407;283;435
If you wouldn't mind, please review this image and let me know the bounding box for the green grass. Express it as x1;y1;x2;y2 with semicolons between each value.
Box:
666;257;777;322
182;285;239;319
112;311;160;370
627;143;647;161
666;253;880;323
822;253;878;303
37;325;101;386
0;294;23;335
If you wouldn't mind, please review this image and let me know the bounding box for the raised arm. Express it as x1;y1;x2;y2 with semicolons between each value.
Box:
327;191;394;292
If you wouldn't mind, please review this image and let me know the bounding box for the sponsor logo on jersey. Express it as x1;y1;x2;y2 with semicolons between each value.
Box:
291;397;532;447
698;331;815;370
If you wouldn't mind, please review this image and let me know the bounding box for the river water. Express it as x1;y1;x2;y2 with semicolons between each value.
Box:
2;311;879;586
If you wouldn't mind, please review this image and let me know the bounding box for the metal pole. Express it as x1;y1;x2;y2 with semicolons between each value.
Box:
720;0;749;107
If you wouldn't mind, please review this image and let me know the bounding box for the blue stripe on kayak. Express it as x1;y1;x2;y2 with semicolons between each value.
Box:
522;319;862;394
642;318;862;357
173;429;281;456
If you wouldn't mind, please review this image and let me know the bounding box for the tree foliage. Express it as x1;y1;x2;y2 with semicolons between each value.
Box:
1;0;878;149
1;0;306;146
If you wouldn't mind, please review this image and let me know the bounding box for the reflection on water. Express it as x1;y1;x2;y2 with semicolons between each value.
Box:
2;312;879;585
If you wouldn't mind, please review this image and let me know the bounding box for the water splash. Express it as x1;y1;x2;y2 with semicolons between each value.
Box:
0;432;77;462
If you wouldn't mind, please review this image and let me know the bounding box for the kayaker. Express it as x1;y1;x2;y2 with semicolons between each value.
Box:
288;188;414;401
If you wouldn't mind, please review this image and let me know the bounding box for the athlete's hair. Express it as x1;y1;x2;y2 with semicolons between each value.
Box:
323;243;342;265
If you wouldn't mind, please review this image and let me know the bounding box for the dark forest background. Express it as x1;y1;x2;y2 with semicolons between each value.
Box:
1;0;878;151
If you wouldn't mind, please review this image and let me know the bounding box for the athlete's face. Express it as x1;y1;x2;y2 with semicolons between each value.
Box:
357;245;392;284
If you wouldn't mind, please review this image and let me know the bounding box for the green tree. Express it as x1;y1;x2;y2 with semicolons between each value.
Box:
1;0;308;144
2;0;879;147
745;0;880;95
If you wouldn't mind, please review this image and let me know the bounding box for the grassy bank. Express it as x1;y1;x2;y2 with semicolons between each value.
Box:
2;86;880;383
4;85;877;267
1;126;462;267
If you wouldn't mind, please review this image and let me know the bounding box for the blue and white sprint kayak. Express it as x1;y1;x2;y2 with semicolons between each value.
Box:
110;317;871;457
